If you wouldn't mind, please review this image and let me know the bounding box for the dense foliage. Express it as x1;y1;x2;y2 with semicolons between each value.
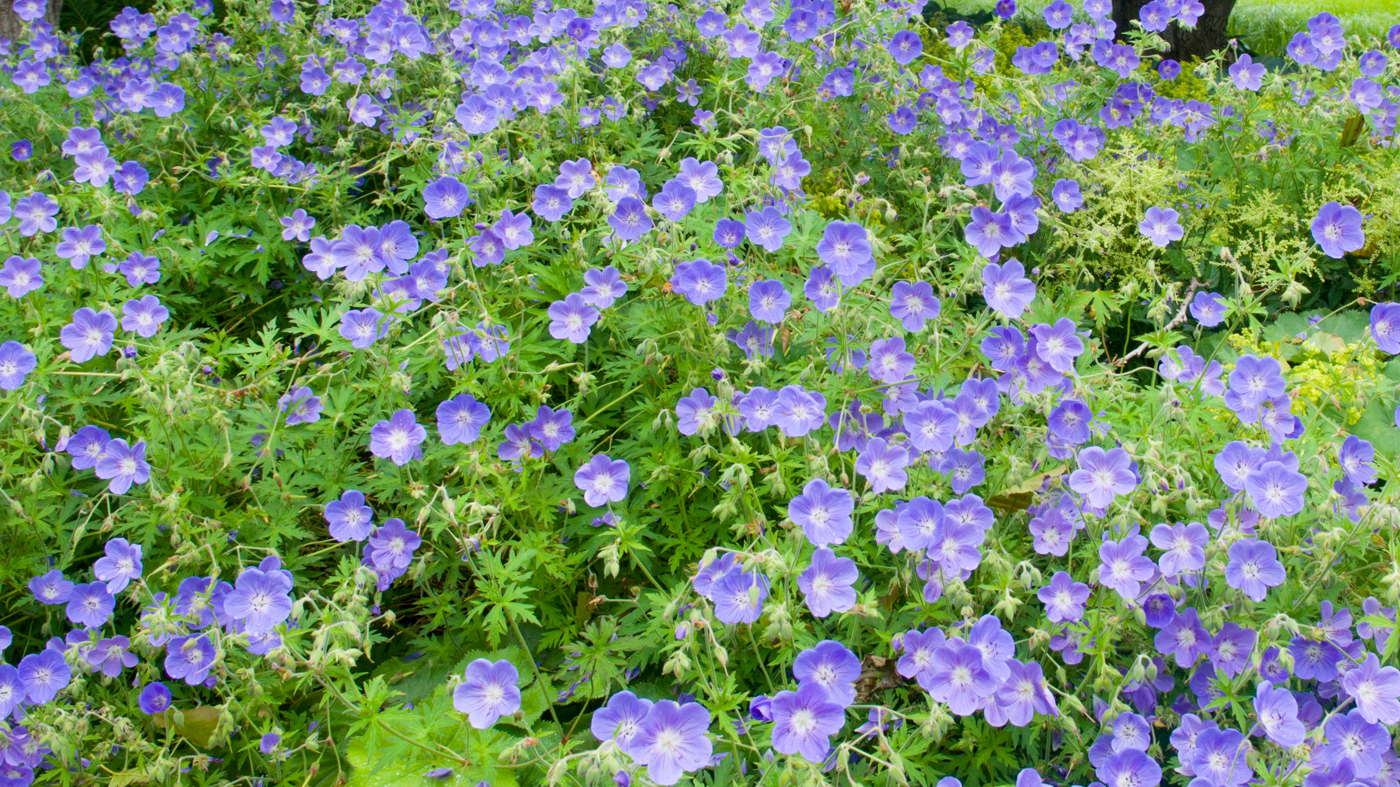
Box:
1;0;1399;785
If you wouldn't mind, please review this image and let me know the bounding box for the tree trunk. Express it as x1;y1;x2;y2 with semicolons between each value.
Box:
1112;0;1237;62
0;0;63;43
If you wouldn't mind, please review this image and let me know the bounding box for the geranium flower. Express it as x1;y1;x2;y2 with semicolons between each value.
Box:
798;547;857;618
573;454;630;507
368;409;427;466
770;683;845;762
789;478;854;547
452;659;521;729
325;490;374;543
630;700;712;785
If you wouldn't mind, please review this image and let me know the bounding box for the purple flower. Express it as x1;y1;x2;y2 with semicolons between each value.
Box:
14;193;59;236
1342;654;1400;725
1208;622;1256;678
164;634;217;685
1229;53;1265;90
121;295;169;338
1320;710;1388;777
798;547;858;618
547;293;600;343
711;567;769;624
1139;206;1184;247
773;385;826;437
673;258;727;305
1311;201;1365;259
927;641;997;715
31;569;74;605
1190;292;1227;326
804;266;841;311
1252;681;1305;747
437;395;491;446
1097;535;1155;599
817;221;874;286
67;581;115;627
747;279;791;325
574;454;630;508
83;635;135;677
1038;571;1090;622
1150;522;1208;577
494;210;533;251
675;388;720;436
279;209;315;242
966;208;1018;259
95;439;150;495
581;266;627;309
339;308;388;349
608;197;653;241
0;255;42;297
904;401;958;453
1156;608;1209;667
138;682;172;714
713;217;746;249
794;640;861;706
746;206;792;252
224;566;293;635
452;659;521;729
868;336;915;383
423;176;471;219
55;225;107;269
1223;539;1286;601
591;690;654;754
856;438;909;494
1369;302;1400;354
366;518;420;575
981;259;1036;318
1243;461;1306;518
94;537;143;594
789;479;854;547
369;409;427;466
1029;509;1074;556
325;490;374;542
770;683;845;763
887;30;923;65
530;183;573;223
652;180;697;222
1097;749;1161;787
1070;446;1137;508
60;307;117;363
529;406;575;451
1029;318;1083;373
19;649;71;704
0;340;36;390
989;151;1037;202
630;700;712;786
889;281;940;332
556;159;597;199
1052;179;1083;212
278;386;322;426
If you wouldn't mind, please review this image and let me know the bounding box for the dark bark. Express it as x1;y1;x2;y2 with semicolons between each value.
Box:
0;0;63;43
1112;0;1238;63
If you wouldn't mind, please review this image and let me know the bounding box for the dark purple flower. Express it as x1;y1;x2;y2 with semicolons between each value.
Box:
138;682;172;714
